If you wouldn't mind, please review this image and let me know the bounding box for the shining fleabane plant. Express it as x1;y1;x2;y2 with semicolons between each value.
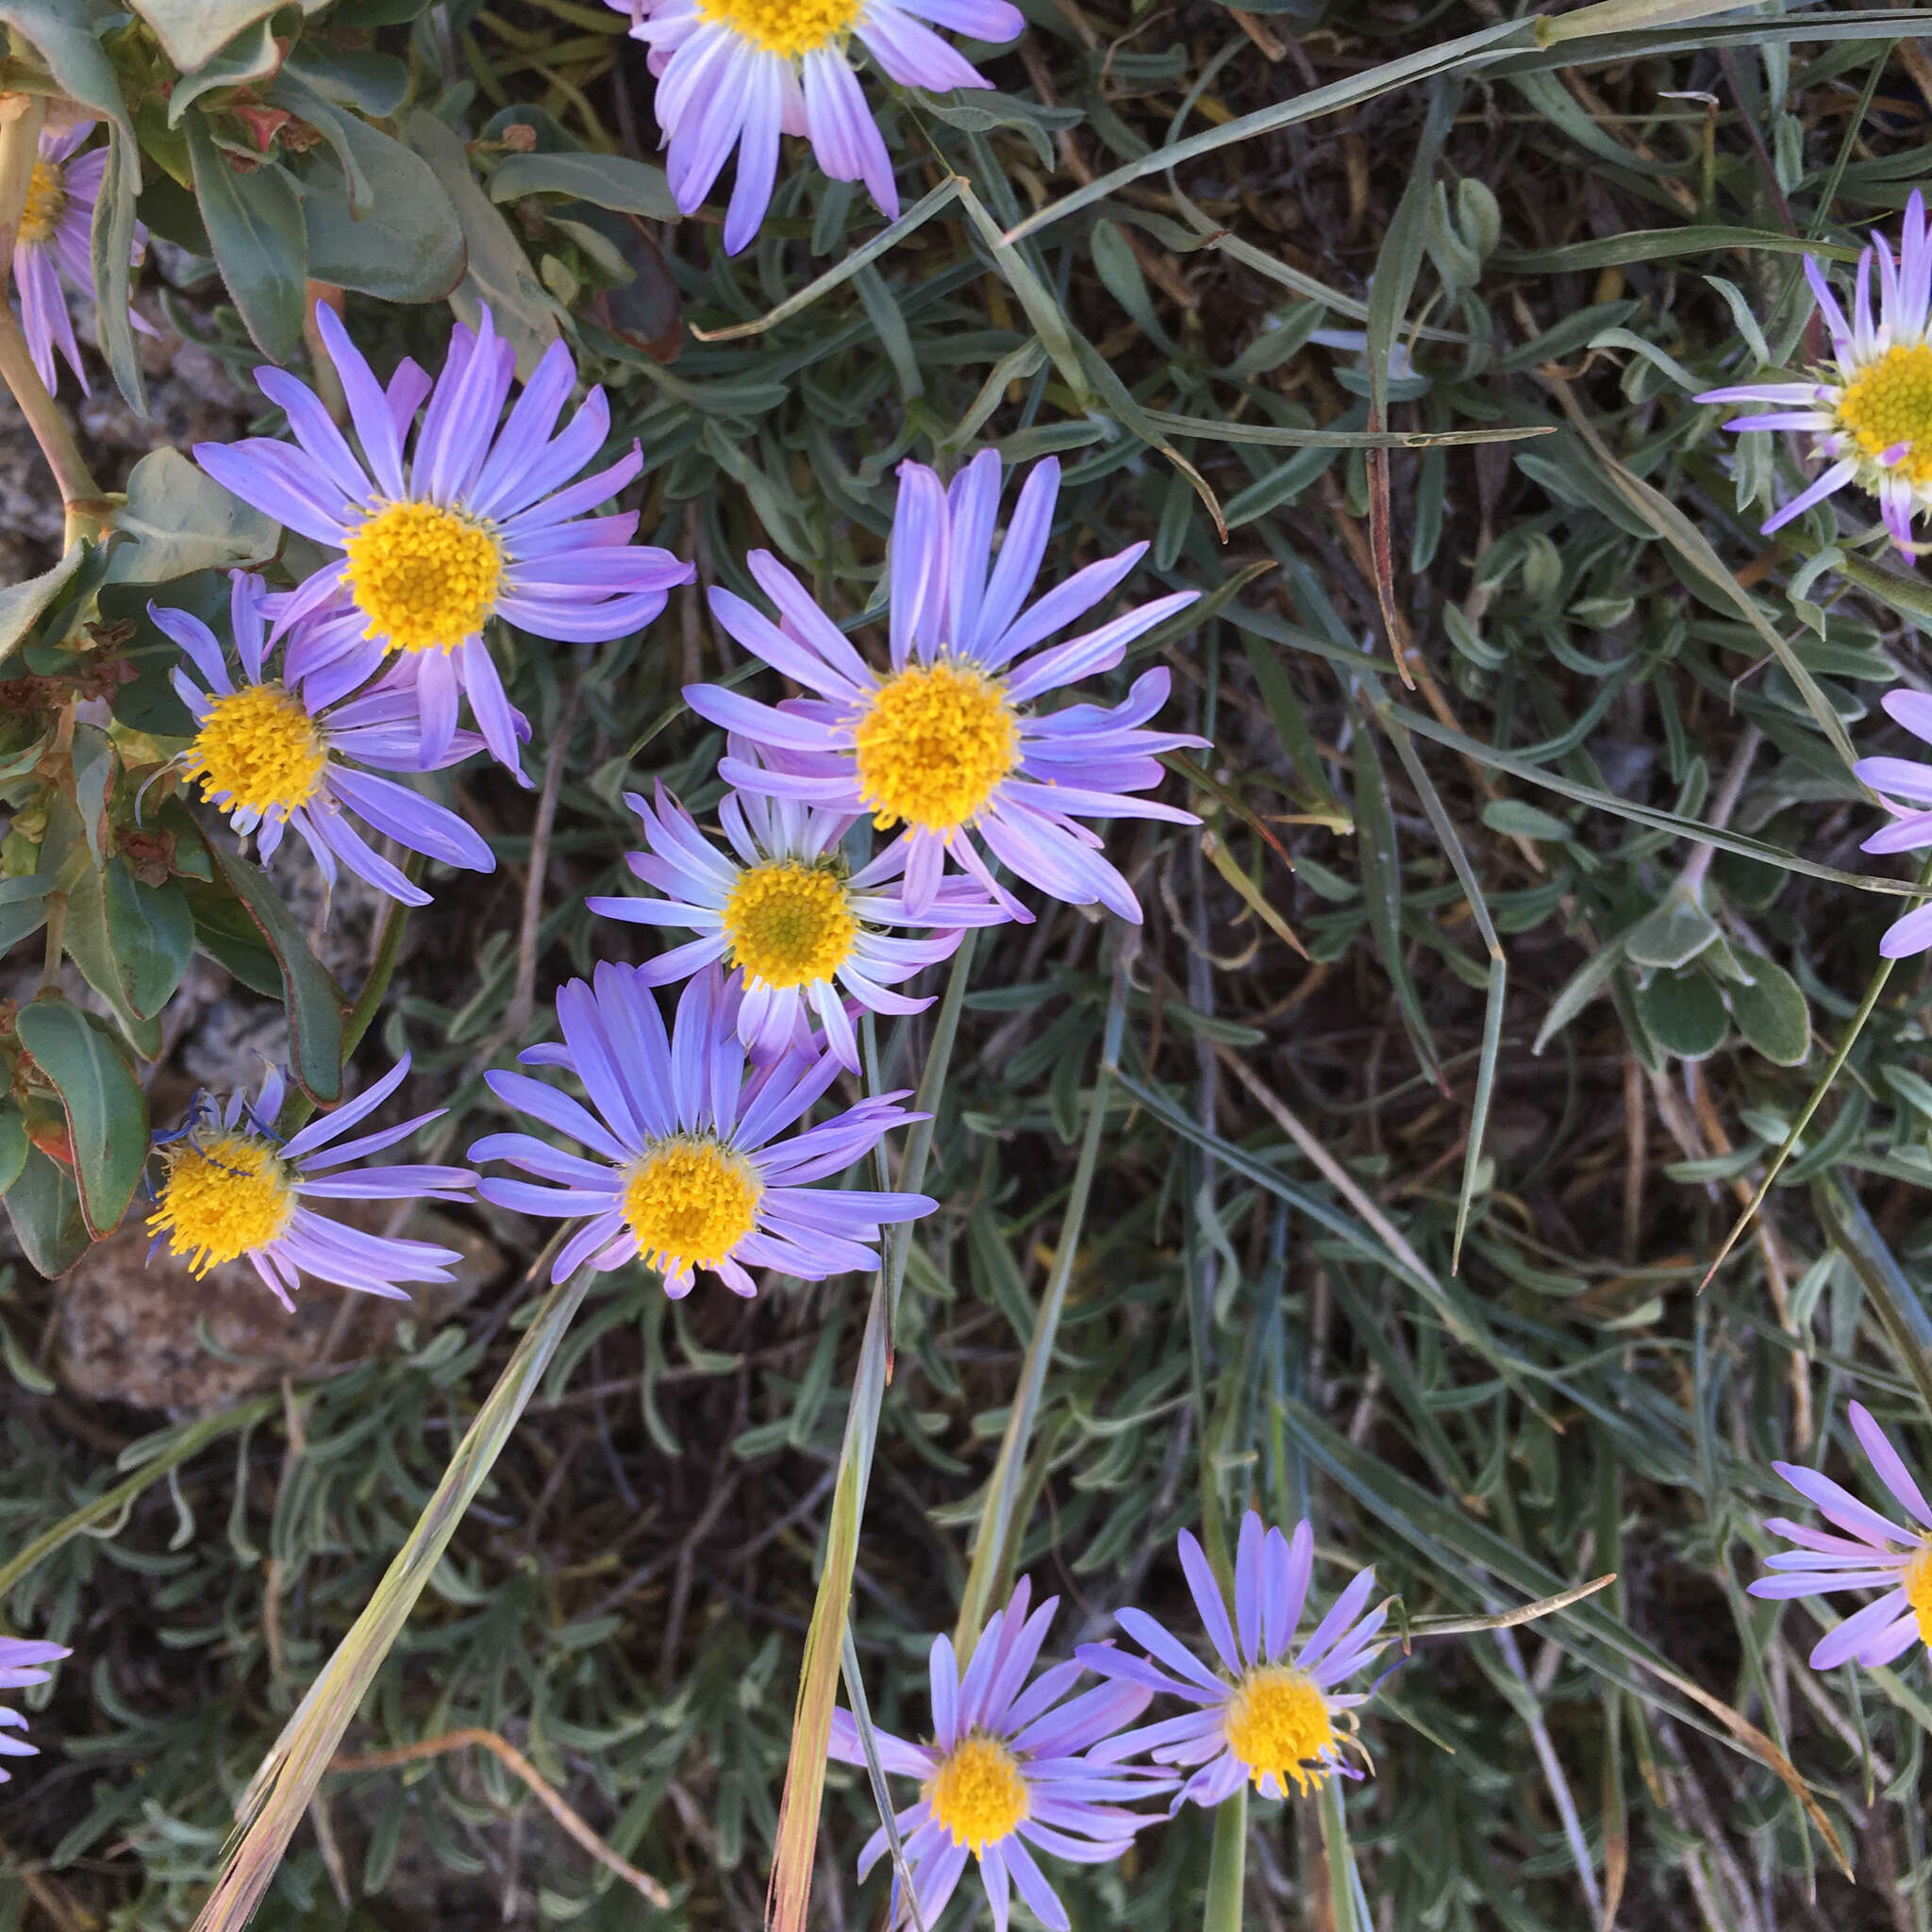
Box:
193;305;693;778
0;1635;68;1784
607;0;1023;253
1751;1401;1932;1670
146;1057;477;1310
1698;190;1932;553
827;1577;1171;1931
471;962;934;1293
686;451;1204;924
9;116;150;394
156;572;494;908
586;750;1008;1072
1079;1511;1389;1807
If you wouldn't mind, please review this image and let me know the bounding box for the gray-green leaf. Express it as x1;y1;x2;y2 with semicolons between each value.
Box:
15;996;149;1239
1725;957;1810;1067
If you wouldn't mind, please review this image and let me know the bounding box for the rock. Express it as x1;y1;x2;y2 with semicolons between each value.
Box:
56;1207;502;1417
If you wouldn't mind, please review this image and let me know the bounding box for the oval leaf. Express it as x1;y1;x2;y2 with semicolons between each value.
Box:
2;1145;92;1277
1635;968;1728;1062
15;997;149;1239
105;860;194;1020
1725;958;1811;1067
186;118;308;363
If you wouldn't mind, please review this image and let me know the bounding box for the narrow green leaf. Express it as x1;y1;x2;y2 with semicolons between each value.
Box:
207;841;345;1104
488;150;678;220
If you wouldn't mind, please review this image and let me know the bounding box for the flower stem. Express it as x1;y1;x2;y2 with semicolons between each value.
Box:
1203;1783;1247;1932
0;97;110;545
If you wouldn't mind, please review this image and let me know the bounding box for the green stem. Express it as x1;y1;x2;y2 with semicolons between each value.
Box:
1319;1776;1370;1931
1203;1783;1248;1932
0;1394;279;1611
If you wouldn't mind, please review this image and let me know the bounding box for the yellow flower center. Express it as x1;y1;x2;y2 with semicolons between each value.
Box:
1907;1542;1932;1647
1838;341;1932;487
692;0;862;58
722;860;858;990
1223;1666;1339;1796
853;658;1020;836
184;683;328;817
342;499;505;655
147;1130;295;1274
19;158;64;247
924;1735;1029;1853
622;1137;762;1274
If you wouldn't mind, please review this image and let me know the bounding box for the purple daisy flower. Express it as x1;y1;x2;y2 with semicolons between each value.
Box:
1697;190;1932;553
608;0;1022;254
1848;688;1932;958
192;304;693;779
154;572;494;908
1749;1401;1932;1670
10;118;151;395
584;742;1008;1072
826;1577;1170;1931
471;961;934;1294
1077;1510;1388;1807
146;1056;478;1311
685;451;1205;924
0;1635;69;1783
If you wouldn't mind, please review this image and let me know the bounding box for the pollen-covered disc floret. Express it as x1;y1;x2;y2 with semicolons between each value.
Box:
341;501;505;655
472;963;936;1295
826;1578;1172;1928
723;862;857;987
622;1137;763;1275
20;160;64;246
694;0;860;57
855;658;1020;832
586;759;1007;1073
1750;1400;1932;1671
1698;189;1932;553
686;450;1206;926
150;1130;296;1274
610;0;1021;256
1222;1666;1340;1797
0;1633;69;1784
194;303;692;782
8;120;151;396
156;573;497;909
184;684;327;817
1077;1510;1386;1810
142;1058;476;1312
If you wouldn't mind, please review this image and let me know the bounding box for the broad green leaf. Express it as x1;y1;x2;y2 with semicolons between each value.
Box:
208;841;344;1103
298;112;467;303
0;1107;27;1195
61;862;165;1059
283;41;410;117
181;880;284;996
1726;958;1811;1067
0;876;50;954
487;150;678;221
15;996;148;1239
92;122;147;416
0;541;84;663
186;118;308;364
107;449;279;583
407;109;558;378
164;18;279;122
1624;889;1722;970
104;860;193;1020
2;1145;90;1277
127;0;280;72
1635;969;1728;1061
